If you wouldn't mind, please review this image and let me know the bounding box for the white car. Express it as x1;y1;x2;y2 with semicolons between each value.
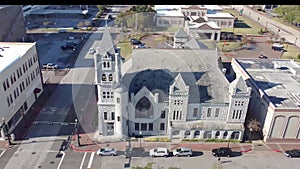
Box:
149;147;169;157
96;147;117;156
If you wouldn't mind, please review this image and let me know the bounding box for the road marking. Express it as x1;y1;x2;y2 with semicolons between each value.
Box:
57;151;65;169
87;152;95;168
0;150;6;158
79;152;87;169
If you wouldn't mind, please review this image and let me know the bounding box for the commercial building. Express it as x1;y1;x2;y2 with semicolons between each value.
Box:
231;58;300;142
0;42;43;140
94;29;251;142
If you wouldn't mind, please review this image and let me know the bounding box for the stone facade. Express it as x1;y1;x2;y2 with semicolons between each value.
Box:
94;29;251;142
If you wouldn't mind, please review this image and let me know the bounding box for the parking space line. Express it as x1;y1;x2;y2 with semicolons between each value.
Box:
0;150;6;158
79;152;87;169
87;152;95;169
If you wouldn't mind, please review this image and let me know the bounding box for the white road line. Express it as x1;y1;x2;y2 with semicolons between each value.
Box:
79;152;87;169
56;151;65;169
0;150;6;158
87;152;95;169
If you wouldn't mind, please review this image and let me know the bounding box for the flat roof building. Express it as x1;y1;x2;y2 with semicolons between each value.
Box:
231;58;300;142
0;42;43;140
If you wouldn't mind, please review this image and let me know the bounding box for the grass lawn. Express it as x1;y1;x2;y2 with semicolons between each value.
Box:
117;42;132;60
281;44;300;62
223;9;265;35
217;41;242;52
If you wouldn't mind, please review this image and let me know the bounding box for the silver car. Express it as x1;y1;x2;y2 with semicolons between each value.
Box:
149;147;169;157
96;147;117;156
172;147;193;157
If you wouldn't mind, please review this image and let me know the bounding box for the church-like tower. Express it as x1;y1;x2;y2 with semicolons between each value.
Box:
94;28;125;139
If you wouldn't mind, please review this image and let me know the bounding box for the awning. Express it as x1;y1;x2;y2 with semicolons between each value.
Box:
34;88;41;94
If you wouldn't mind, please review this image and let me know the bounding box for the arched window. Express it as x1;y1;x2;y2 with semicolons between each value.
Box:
103;62;106;68
223;131;228;139
102;74;106;81
107;62;110;68
109;74;113;81
135;97;153;118
215;131;220;139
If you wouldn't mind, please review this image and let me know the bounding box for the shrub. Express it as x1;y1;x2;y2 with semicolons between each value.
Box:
144;137;170;142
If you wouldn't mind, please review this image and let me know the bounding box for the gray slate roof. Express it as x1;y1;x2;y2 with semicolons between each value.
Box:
184;38;208;49
122;49;230;103
99;28;115;56
174;28;188;38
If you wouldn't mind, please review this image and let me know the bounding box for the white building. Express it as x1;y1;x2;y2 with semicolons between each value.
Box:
0;42;43;140
204;13;234;29
231;58;300;143
154;6;185;28
94;29;251;142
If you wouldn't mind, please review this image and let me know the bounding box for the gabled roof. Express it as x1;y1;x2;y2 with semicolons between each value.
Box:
184;38;208;49
99;28;115;56
175;28;188;38
189;21;220;30
171;73;188;93
229;76;248;94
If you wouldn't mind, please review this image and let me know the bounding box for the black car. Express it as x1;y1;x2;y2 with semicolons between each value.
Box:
131;40;142;45
212;147;232;157
259;55;268;59
284;149;300;158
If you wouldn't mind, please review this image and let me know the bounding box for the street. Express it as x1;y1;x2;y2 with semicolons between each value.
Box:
232;5;299;47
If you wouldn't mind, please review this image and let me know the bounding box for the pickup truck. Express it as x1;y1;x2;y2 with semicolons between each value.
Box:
43;63;58;69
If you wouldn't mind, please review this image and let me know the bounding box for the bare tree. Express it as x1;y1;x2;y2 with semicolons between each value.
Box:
247;118;261;142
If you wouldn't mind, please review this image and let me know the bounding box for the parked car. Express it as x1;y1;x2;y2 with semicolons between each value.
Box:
96;147;117;156
259;54;268;59
212;147;232;157
284;149;300;158
130;38;139;42
272;43;285;51
149;147;169;157
131;40;143;45
172;147;193;157
42;63;58;69
58;29;67;33
136;44;146;48
61;44;76;50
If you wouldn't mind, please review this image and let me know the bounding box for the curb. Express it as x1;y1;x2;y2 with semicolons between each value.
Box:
272;149;282;153
240;148;252;153
70;143;96;153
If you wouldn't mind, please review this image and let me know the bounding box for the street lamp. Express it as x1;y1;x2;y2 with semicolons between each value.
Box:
139;131;142;148
74;118;81;147
249;128;253;143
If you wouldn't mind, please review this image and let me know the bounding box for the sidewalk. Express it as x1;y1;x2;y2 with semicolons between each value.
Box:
70;133;253;153
70;132;300;154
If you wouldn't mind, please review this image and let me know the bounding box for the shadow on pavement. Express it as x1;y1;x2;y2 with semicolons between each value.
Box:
231;151;243;157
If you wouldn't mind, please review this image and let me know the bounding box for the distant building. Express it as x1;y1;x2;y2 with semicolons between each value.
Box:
94;28;251;142
173;28;189;48
0;5;27;42
231;58;300;143
0;42;43;140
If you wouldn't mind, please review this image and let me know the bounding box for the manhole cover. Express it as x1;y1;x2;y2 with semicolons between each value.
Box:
31;152;36;155
50;161;55;164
